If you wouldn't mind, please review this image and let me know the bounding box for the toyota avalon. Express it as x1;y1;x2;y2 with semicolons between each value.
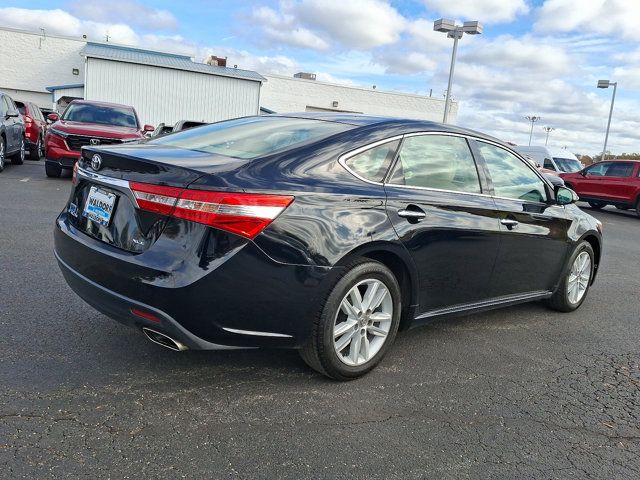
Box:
54;114;603;380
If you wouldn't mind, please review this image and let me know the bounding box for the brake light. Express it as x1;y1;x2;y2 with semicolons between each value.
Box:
72;162;79;185
24;115;33;125
129;182;294;239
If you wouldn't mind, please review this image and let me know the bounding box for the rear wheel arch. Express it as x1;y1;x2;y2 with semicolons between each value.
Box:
580;233;601;282
336;243;418;331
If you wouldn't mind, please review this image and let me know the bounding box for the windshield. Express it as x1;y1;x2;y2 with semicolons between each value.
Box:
149;116;354;159
553;157;582;173
62;103;139;128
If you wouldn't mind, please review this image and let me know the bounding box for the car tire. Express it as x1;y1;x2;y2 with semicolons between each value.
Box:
546;241;595;313
635;199;640;218
299;259;401;380
45;162;62;178
30;137;43;160
0;136;5;173
588;201;606;209
10;138;25;165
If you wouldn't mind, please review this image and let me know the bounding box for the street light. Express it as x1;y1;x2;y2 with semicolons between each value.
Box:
597;79;617;162
434;19;483;123
543;126;555;146
525;115;541;146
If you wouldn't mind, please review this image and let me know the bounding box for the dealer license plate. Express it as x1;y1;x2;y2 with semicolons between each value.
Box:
83;186;116;226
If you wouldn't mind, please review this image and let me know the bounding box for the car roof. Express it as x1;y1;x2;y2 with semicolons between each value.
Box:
270;112;508;146
68;99;135;110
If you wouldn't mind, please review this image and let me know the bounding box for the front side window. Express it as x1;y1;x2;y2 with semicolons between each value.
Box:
387;135;481;193
604;162;634;177
585;162;609;176
344;140;399;183
150;116;354;159
62;103;139;128
478;142;547;202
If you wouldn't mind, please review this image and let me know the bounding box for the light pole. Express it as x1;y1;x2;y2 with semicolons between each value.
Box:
525;115;540;146
543;126;554;146
597;80;617;161
434;19;483;124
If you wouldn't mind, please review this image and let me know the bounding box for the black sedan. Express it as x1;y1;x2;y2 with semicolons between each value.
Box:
54;114;602;380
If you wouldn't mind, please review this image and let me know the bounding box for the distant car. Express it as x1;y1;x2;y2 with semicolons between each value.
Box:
149;120;208;139
0;92;26;172
15;100;47;160
44;100;154;178
514;146;583;174
560;160;640;216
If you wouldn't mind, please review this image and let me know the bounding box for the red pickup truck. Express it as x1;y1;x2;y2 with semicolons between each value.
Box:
560;160;640;216
44;100;154;178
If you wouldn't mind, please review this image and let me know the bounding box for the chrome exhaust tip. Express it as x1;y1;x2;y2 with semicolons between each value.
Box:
142;327;188;352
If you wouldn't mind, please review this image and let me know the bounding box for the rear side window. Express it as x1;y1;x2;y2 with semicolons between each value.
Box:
387;135;481;193
344;140;399;183
605;162;634;177
151;116;354;159
478;142;547;202
15;101;26;115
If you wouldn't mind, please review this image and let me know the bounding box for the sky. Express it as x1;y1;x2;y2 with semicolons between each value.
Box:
1;0;639;155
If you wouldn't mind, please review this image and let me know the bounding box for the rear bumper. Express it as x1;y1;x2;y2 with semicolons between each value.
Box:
56;252;238;350
54;212;338;349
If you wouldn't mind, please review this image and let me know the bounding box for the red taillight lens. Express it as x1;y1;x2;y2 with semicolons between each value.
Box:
24;115;33;125
129;182;294;239
130;308;160;323
72;162;79;185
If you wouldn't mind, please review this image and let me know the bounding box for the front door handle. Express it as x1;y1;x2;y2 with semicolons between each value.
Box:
398;207;426;221
500;218;519;230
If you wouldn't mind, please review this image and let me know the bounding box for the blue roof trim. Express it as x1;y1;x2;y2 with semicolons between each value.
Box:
81;43;265;83
46;83;85;92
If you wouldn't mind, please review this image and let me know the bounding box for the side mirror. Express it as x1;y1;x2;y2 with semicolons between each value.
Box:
143;124;155;132
47;112;60;123
556;186;579;205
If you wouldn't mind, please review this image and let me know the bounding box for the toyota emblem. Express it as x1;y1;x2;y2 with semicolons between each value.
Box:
91;154;102;171
90;138;101;145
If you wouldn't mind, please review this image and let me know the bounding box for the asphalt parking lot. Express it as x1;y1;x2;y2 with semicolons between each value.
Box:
1;160;639;479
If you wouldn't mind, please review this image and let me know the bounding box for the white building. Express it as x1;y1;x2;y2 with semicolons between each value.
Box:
0;26;452;125
261;74;455;123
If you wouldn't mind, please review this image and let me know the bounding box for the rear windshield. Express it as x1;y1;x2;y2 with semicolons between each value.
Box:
149;116;354;159
62;103;138;128
553;157;582;173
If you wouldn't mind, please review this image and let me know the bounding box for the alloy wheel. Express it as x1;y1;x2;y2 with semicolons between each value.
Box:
567;251;591;304
20;139;25;162
37;138;44;158
333;278;393;366
0;140;4;170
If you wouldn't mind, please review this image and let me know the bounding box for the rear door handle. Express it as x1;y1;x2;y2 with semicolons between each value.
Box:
500;218;519;229
398;207;426;221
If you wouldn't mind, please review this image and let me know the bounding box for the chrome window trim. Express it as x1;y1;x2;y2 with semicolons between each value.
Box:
337;130;554;203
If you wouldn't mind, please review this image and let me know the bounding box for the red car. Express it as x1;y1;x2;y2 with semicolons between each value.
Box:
560;160;640;216
44;100;154;178
15;100;47;160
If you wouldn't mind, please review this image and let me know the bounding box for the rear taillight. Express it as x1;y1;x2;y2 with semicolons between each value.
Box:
130;182;294;239
72;162;79;185
24;115;33;125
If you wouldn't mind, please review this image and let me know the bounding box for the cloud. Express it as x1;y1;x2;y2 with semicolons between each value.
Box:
291;0;407;49
535;0;640;41
68;0;177;31
248;6;330;51
422;0;530;24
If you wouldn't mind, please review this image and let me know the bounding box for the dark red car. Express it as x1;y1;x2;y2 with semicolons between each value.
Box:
560;160;640;216
15;100;47;160
44;100;154;178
